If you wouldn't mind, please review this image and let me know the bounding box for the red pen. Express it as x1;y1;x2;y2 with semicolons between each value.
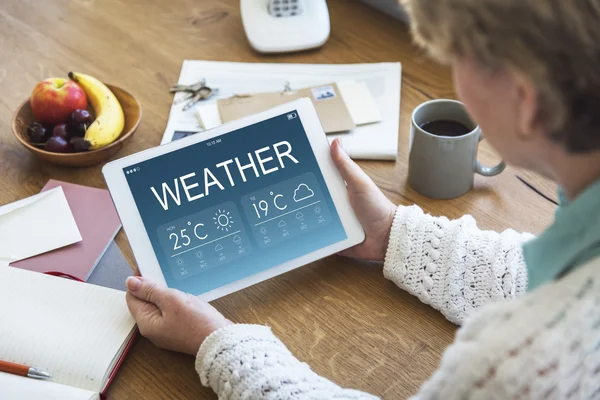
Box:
0;360;51;380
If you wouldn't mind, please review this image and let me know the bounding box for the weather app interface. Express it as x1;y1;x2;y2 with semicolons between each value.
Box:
124;111;347;295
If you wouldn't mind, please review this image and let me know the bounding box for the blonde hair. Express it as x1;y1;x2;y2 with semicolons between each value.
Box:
404;0;600;152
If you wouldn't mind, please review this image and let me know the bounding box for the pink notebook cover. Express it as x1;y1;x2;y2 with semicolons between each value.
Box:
10;180;121;281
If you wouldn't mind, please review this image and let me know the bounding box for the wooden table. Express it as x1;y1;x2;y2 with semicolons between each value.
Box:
0;1;557;398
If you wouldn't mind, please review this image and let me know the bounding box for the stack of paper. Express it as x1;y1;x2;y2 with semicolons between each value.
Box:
215;81;377;134
1;181;130;290
162;61;401;160
11;180;122;281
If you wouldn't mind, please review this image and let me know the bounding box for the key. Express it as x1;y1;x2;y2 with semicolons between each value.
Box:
169;79;206;93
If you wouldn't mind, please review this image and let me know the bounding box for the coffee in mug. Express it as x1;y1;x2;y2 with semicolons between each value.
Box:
408;99;506;199
419;120;471;137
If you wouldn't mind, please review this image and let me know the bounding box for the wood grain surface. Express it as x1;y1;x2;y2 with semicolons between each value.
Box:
0;0;557;398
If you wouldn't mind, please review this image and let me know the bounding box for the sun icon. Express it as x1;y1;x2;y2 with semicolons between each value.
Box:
213;209;234;232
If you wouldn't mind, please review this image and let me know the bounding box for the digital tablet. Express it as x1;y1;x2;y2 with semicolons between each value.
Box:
103;98;365;300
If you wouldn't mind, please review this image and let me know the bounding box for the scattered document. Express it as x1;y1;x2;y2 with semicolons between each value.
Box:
195;81;382;131
337;80;382;125
161;61;401;160
196;102;221;131
0;187;82;263
217;82;357;133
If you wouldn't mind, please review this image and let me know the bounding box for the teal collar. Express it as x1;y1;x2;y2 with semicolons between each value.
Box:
523;178;600;290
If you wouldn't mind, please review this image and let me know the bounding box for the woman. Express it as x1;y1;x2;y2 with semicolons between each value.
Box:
125;0;600;397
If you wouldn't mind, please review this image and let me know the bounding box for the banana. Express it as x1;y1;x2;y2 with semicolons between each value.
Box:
68;72;124;150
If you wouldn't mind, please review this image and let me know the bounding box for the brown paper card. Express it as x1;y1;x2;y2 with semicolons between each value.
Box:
217;83;356;133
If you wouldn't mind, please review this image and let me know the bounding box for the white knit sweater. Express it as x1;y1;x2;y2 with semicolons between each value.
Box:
195;205;600;399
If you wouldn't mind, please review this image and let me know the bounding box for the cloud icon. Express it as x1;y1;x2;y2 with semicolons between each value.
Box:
215;244;223;252
278;220;287;228
293;183;314;202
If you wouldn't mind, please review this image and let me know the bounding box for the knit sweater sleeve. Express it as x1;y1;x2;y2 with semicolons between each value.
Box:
196;324;379;399
384;205;534;325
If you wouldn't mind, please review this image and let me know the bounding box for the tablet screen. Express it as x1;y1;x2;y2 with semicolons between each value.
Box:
123;111;347;295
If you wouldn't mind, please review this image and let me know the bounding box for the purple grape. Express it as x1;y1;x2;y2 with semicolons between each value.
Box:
68;122;88;138
45;136;72;153
70;109;92;124
70;137;90;153
27;122;50;143
52;123;70;140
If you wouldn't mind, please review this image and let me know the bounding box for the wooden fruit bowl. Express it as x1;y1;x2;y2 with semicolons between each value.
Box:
11;84;142;167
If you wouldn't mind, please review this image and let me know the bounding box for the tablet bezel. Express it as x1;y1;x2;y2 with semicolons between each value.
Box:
102;98;365;301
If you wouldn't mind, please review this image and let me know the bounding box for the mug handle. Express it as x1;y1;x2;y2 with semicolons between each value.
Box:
475;134;506;176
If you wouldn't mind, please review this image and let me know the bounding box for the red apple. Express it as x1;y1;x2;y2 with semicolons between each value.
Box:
30;78;88;125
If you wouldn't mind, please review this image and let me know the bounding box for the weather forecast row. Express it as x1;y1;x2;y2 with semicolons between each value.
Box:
157;172;331;280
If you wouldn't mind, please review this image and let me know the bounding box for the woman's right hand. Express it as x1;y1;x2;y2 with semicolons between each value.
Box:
126;276;232;356
330;138;397;261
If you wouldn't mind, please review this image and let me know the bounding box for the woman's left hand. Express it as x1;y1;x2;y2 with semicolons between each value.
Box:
330;139;397;261
125;276;232;355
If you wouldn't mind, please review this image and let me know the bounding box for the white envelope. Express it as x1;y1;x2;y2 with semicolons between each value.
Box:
0;187;82;263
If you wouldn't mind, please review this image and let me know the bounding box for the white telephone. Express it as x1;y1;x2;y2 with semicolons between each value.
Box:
241;0;330;53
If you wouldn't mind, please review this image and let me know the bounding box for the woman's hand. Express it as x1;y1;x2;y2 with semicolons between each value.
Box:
125;276;232;355
330;138;397;261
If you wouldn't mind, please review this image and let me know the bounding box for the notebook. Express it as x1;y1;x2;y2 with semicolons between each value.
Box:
11;180;121;281
0;266;136;399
